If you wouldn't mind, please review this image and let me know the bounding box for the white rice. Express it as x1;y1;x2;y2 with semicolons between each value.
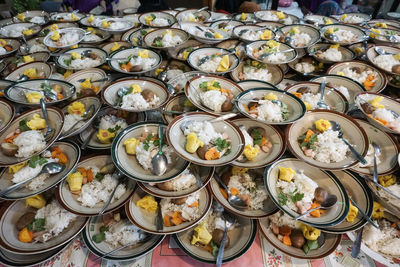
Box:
260;52;287;64
161;32;183;47
99;115;128;132
372;55;400;73
160;191;200;221
121;92;160;110
334;29;358;43
290;32;311;47
340;66;378;84
312;129;349;163
128;56;157;71
35;201;77;242
166;69;184;81
334;85;350;100
77;169;127;207
180;13;197;22
83;34;102;42
268;210;299;228
258;11;279;21
1;25;28;37
342;15;365;24
63;114;84;133
108;21;130;30
0;47;7;55
243;66;272;82
197;55;222;73
104;220;146;248
300;93;323;110
150;17;169;26
294;62;315;73
373;108;400;131
13;130;46;158
276;170;318;212
70;57;101;69
158;169;196;191
319;48;342;61
200;90;227;112
30;16;45;24
183;121;222;145
256;100;284;122
135;141;173;170
363;220;400;256
241;30;263;41
59;31;80;46
29;43;48;53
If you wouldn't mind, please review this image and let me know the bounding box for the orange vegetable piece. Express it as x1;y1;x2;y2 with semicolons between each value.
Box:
91;85;100;94
18;227;33;243
242;104;249;112
279;225;292;236
171;211;184;226
375;117;388;125
292;92;302;98
282;235;292;246
261;137;267;146
230;188;239;196
188;201;198;208
121;62;133;72
204;244;213;253
4;133;20;143
304;129;315;142
77;167;87;177
204;148;220;161
4;45;12;51
219;187;228;199
87;169;94;182
163;214;171;227
219;88;231;95
309;201;322;217
363;75;376;91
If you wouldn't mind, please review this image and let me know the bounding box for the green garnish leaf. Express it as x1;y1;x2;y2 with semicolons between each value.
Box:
107;125;121;133
252;129;263;146
210;241;219;257
95;173;105;181
19;119;31;131
63;58;72;66
215;137;230;152
278;192;288;206
27;218;45;232
199;81;208;89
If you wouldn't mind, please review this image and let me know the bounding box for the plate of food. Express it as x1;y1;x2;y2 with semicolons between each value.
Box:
185;75;243;115
258;210;341;259
337;13;371;25
185;25;230;44
82;208;165;261
143;28;189;49
5;62;52;81
276;24;320;49
210;166;278;218
126;185;212;234
367;27;400;46
161;93;198;124
320;24;366;45
167;39;203;61
79;107;145;150
286;110;368;170
0;99;14;133
102;78;169;112
56;47;107;70
355;92;400;135
107;47;162;74
0;141;80;200
187;47;239;75
245;40;297;65
50;12;84;22
0;39;20;58
230;59;284;85
167;112;245;166
327;61;387;93
43;28;86;48
175;9;211;23
139;11;176;28
233;25;276;42
265;157;349;227
0;193;88;254
174;203;257;263
57;155;136;216
4;79;76;106
13;11;49;25
303;14;338;27
65;68;109;97
81;28;111;45
100;41;131;54
210;19;244;36
254;10;298;25
231;117;286;168
235;88;306;125
137;163;213;198
285;82;348;113
308;43;355;64
288;56;325;77
0;23;41;38
96;18;134;33
0;107;64;166
366;45;400;76
112;122;189;182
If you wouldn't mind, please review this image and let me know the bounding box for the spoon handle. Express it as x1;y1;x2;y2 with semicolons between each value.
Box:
362;175;400;200
373;152;378;184
209;113;237;123
40;98;52;137
342;138;367;165
349;198;378;229
81;127;97;150
351;228;363;258
216;226;228;267
295;206;322;220
158;124;163;153
62;105;95;137
319;81;326;102
0;170;44;197
98;173;124;215
213;172;230;193
155;197;163;231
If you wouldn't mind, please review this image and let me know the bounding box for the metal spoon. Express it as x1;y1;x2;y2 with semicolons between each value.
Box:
81;115;101;150
349;198;379;228
155;196;163;231
372;142;380;184
194;6;208;15
374;46;395;56
13;84;58;101
61;104;95;137
276;27;292;44
189;163;203;187
98;172;125;215
40;98;53;138
151;124;168;176
258;48;294;60
330;121;367;165
157;58;172;82
316;81;328;109
77;77;109;83
0;162;63;197
327;33;339;42
114;87;130;107
16;75;29;82
198;50;235;66
295;194;337;220
351;228;363;258
308;47;325;56
213;172;248;210
216;211;235;267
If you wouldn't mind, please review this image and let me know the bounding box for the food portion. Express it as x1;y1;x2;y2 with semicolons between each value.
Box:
96;114;128;144
19;67;46;80
1;114;48;158
340;14;365;24
280;26;311;48
252;40;288;64
294;57;323;74
53;13;80;21
242;92;289;123
196;79;234;112
144;14;171;27
63;51;102;69
62;101;87;133
336;66;378;91
24;82;64;104
66;163;126;208
313;44;343;62
357;94;400;132
179;12;207;23
369;28;400;43
297;119;350;163
82;28;104;42
182;120;231;161
16;13;46;24
99;19;131;31
0;39;14;55
238;59;272;82
118;49;157;73
372;53;400;74
236;125;272;162
196;53;231;73
269;211;323;254
17;198;77;243
257;11;293;24
47;29;81;47
27;38;50;53
291;85;328;111
276;166;330;217
324;27;359;43
152;29;184;47
239;28;273;41
153;168;197;191
117;84;160;111
0;24;37;38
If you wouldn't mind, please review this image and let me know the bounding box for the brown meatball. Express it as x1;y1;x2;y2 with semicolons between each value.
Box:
197;144;212;160
16;212;36;231
290;229;306;248
156;181;174;191
351;67;362;74
361;102;374;114
314;187;328;204
392;65;400;74
172;197;187;205
140;89;155;102
297;86;311;94
88;52;99;60
221;100;233;112
221;170;232;185
80;88;96;97
248;98;259;110
130;65;143;72
212;229;230;248
1;143;18;156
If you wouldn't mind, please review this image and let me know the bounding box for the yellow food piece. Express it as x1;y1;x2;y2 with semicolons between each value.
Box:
304;102;312;111
87;27;96;34
266;40;279;48
9;162;27;174
71;13;78;21
50;24;59;31
110;42;121;52
278;166;296;182
330;44;340;49
22;29;34;36
66;172;83;191
64;70;73;78
24;68;37;79
325;19;333;25
276;11;285;20
326;27;334;35
145;15;154;25
240;13;247;21
299;223;321;240
123;138;140;155
372;201;385;220
88;14;95;23
337;71;344;76
80;78;92;89
369;28;381;38
260;30;272;40
182;50;190;60
394;54;400;61
354;47;364;54
264;92;278;101
27;114;46;130
49;47;58;52
0;39;7;47
97;129;115;144
376;22;387;28
232;166;248;175
23;55;34;63
290;26;300;34
314;119;331;132
17;13;25;21
155;68;163;76
130;84;142;94
185;132;204;153
370;96;384;109
217;55;229;72
346;202;359;222
184;98;196;108
138;49;149;58
70;44;78;49
163;29;173;37
26;194;46;209
26;92;43;104
71;52;81;60
136;195;158;213
243;144;259;161
378;174;396;187
102;20;110;28
191;221;212;245
51;30;60;41
340;14;347;20
214;32;223;39
68;101;85;116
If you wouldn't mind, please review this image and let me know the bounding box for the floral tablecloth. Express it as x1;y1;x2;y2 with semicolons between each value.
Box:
14;233;391;267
